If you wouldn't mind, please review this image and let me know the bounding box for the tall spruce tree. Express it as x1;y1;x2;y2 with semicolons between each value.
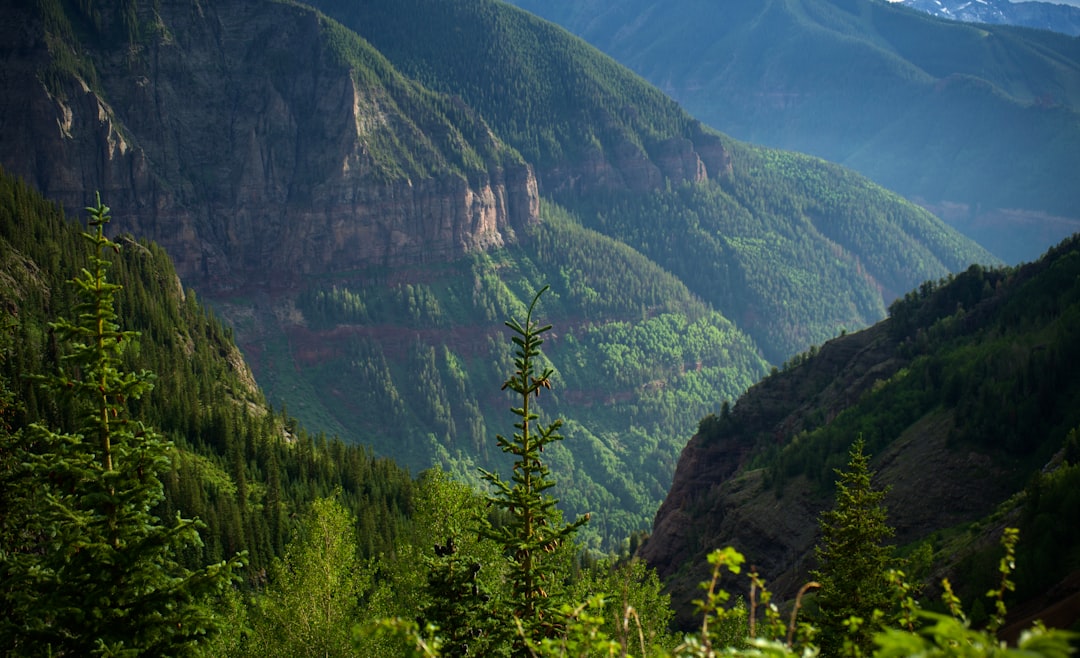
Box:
0;196;242;655
478;285;588;653
811;437;895;656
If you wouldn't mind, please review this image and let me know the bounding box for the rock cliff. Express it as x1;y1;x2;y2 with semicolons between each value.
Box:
542;131;731;196
640;318;1019;626
0;0;538;290
639;323;907;623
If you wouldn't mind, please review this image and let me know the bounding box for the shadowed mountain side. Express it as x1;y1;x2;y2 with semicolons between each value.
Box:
642;236;1080;628
0;0;538;289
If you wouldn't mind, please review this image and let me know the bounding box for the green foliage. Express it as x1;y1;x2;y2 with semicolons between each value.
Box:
28;0;998;561
763;238;1080;500
573;163;986;362
306;0;696;171
569;556;678;654
302;0;993;362
0;170;420;583
479;286;589;649
873;529;1077;658
811;438;896;656
1017;428;1080;598
239;496;369;657
380;529;1077;656
283;206;768;550
0;195;242;655
408;471;506;658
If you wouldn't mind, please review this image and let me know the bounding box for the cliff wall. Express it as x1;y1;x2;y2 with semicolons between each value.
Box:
0;0;538;290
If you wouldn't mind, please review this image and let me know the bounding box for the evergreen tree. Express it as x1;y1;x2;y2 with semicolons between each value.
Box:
412;469;505;658
478;285;588;653
0;195;242;655
811;437;895;656
421;535;501;658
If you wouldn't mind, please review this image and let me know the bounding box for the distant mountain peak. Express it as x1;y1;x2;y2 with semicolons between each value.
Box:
894;0;1080;34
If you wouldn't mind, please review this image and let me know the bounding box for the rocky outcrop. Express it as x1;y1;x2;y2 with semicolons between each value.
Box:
0;0;537;291
641;326;900;550
544;131;731;196
639;303;1041;628
639;323;908;626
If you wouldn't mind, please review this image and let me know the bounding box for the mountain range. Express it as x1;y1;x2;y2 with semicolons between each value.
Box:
0;0;996;547
504;0;1080;264
4;161;1078;635
2;0;1079;636
893;0;1080;35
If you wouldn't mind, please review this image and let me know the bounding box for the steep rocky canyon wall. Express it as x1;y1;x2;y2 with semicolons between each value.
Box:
0;0;538;291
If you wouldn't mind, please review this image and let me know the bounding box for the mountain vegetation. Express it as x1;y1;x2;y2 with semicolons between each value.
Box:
642;231;1080;630
811;438;896;656
1;195;244;655
3;0;1080;653
505;0;1080;264
0;171;415;591
2;181;1076;654
0;0;999;550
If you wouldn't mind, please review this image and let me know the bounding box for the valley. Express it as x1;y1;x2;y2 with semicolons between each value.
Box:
1;0;1079;652
0;0;996;549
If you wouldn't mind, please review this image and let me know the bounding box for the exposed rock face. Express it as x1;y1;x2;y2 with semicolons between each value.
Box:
0;0;538;291
639;323;909;627
640;312;1028;628
640;325;902;562
543;131;731;196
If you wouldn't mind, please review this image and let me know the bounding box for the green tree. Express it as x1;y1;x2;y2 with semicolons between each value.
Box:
412;470;505;658
478;285;588;652
573;556;677;655
811;437;896;656
0;195;242;655
244;495;368;658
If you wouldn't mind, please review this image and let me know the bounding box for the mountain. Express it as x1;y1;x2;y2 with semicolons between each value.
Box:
893;0;1080;36
504;0;1080;264
0;169;416;580
0;0;994;547
1;0;537;289
641;234;1080;628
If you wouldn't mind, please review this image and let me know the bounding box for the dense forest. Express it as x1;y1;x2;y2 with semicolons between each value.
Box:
649;232;1080;631
0;0;1000;551
2;177;1077;655
3;0;1077;653
0;172;414;582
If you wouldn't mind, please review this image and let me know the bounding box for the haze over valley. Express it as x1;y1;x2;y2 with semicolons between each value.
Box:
2;0;1079;653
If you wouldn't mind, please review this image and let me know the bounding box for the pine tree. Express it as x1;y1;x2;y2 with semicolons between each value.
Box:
478;285;588;653
0;195;243;655
810;437;895;657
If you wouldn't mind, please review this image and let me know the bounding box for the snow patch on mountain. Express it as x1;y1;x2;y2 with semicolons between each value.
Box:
894;0;1080;35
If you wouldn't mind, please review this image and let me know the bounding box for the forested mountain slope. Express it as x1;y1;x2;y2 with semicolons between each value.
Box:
0;170;414;581
1;0;993;547
643;234;1080;628
506;0;1080;264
